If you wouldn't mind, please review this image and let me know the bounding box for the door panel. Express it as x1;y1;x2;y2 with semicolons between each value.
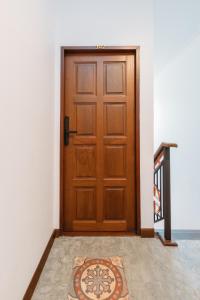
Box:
104;62;126;94
104;187;126;220
75;62;97;95
75;146;96;178
63;53;136;232
104;103;126;136
75;187;96;220
104;145;126;178
76;104;96;135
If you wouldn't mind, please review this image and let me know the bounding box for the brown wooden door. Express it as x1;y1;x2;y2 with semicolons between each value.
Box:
63;52;136;232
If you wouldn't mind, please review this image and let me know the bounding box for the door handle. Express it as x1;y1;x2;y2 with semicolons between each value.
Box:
64;116;77;145
67;130;77;134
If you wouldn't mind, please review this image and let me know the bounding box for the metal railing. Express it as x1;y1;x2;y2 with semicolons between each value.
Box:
154;143;178;246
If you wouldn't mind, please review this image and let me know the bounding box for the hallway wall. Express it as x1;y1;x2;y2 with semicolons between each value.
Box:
0;1;154;298
0;1;55;299
53;0;154;230
154;0;200;229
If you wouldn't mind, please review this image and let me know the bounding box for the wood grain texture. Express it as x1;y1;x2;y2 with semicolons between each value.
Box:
104;103;126;135
60;47;141;235
141;228;155;238
104;187;125;220
63;53;135;232
75;187;96;220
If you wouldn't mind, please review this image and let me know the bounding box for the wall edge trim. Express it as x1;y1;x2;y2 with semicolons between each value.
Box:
23;229;60;300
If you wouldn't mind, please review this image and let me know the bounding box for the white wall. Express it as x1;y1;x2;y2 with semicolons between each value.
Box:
0;1;54;299
0;1;154;297
155;0;200;229
53;0;154;229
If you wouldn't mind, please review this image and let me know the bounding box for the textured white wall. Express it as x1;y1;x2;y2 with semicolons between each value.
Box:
53;0;154;229
0;1;54;299
155;0;200;229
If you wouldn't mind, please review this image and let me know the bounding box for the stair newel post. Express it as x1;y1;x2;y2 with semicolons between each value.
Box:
163;148;172;241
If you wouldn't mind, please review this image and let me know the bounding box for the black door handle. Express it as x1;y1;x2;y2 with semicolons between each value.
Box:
67;130;77;134
64;116;77;145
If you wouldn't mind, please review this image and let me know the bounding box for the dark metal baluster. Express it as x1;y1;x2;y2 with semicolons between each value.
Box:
163;148;171;241
160;165;162;220
154;171;156;222
156;170;158;221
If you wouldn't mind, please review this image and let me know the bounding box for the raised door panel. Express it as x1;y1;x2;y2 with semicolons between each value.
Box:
104;187;126;220
75;146;96;178
104;62;126;95
75;188;96;220
75;63;97;95
104;103;126;136
104;145;126;178
76;104;96;136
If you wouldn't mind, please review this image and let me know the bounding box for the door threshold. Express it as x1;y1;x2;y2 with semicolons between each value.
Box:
59;231;137;237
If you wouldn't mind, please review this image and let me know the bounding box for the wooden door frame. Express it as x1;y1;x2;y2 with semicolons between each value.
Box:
60;46;141;235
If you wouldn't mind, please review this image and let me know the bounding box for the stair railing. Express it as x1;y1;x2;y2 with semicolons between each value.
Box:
154;143;178;246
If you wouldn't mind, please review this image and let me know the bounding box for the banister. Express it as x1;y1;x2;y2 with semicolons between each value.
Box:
154;143;178;161
154;142;178;246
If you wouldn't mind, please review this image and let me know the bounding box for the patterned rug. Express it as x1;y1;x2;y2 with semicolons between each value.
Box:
68;256;129;300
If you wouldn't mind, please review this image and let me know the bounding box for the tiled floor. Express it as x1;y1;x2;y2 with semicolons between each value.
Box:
32;237;200;300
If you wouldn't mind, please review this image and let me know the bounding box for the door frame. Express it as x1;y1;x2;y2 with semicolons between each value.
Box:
60;46;141;235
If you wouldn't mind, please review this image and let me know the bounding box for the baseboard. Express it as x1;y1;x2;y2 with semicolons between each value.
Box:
141;228;155;238
157;229;200;240
23;229;59;300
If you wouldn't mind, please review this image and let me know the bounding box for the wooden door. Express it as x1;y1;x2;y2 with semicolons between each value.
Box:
63;52;136;232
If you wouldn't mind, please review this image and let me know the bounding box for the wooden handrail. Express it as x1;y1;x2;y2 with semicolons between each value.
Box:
154;143;178;161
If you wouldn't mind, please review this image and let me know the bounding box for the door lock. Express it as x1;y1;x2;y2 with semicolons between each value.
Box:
64;116;77;145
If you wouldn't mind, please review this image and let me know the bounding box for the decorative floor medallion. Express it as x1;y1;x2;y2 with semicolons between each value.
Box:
68;257;129;300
